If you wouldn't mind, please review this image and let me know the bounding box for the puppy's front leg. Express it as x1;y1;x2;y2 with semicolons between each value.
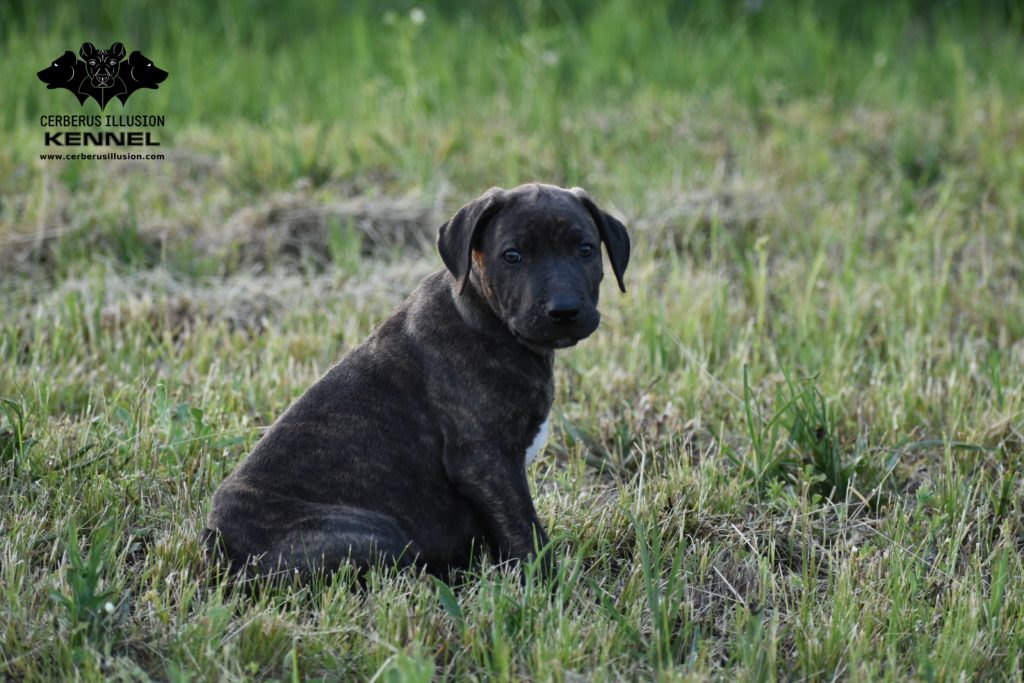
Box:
451;453;555;578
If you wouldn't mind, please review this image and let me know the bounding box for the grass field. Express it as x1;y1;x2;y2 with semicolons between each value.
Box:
2;1;1023;680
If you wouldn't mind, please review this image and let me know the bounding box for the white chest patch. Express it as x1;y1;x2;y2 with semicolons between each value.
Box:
524;417;550;468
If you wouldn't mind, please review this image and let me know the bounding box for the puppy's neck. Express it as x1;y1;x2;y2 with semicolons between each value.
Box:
450;276;507;336
449;277;554;363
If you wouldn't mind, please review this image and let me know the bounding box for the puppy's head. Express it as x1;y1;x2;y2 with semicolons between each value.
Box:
438;183;630;350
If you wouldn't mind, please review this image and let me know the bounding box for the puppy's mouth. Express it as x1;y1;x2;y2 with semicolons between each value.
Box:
547;337;581;349
509;327;586;350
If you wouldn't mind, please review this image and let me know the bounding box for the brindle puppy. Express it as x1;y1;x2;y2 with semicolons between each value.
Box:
205;183;629;578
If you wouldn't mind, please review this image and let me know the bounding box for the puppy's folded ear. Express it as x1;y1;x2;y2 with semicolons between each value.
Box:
570;188;630;293
437;187;508;296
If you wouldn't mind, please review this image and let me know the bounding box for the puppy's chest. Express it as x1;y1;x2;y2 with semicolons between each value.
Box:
445;349;554;466
469;390;551;468
523;416;550;468
512;384;553;468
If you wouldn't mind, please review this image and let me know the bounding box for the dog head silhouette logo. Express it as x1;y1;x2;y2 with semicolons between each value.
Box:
38;42;168;110
120;51;169;104
37;50;90;105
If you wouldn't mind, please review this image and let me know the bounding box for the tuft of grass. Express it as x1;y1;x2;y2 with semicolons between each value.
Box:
48;522;128;660
779;368;859;500
0;397;36;472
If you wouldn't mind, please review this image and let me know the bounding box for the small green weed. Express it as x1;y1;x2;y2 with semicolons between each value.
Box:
49;521;127;656
0;397;35;471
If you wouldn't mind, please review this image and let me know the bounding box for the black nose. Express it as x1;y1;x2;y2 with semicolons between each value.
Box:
547;298;580;324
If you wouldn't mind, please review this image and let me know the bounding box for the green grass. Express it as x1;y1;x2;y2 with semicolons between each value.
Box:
2;1;1024;680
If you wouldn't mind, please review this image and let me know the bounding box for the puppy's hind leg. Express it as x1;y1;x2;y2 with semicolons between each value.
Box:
260;506;420;577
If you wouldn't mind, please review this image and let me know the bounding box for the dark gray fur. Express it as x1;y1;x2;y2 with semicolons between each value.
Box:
205;183;629;578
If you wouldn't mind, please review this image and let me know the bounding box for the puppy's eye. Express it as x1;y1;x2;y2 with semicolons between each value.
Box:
579;243;596;259
503;249;523;265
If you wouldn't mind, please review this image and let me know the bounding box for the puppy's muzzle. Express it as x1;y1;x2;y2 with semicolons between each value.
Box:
546;296;581;325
